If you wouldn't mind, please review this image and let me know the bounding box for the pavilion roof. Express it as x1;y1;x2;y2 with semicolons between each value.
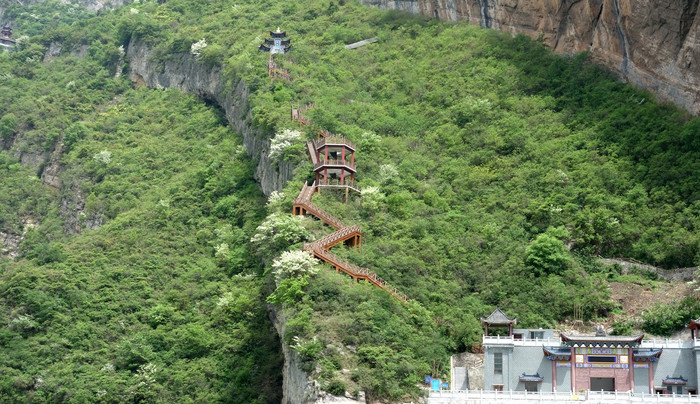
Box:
662;376;688;385
480;308;516;326
560;333;644;347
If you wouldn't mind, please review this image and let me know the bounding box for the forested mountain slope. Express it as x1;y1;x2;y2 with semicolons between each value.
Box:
0;0;698;402
359;0;700;116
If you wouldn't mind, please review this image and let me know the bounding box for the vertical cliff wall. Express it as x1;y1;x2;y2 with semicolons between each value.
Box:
125;40;369;404
126;39;293;197
359;0;700;115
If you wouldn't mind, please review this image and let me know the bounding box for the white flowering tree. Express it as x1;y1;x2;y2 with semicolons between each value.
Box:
361;186;386;215
190;38;207;59
267;250;319;306
250;213;312;259
378;163;399;184
268;128;302;163
93;150;112;165
271;250;318;283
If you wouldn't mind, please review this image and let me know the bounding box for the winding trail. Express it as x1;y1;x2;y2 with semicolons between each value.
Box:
289;117;409;302
293;179;409;302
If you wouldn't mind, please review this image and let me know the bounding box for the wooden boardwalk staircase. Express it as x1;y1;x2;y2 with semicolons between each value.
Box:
293;182;409;302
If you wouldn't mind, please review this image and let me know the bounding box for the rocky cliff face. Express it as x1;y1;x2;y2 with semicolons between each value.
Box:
126;40;348;404
360;0;700;115
269;306;367;404
126;39;293;197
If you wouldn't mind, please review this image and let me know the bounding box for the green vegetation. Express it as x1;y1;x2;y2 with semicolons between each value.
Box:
0;0;699;401
0;11;282;398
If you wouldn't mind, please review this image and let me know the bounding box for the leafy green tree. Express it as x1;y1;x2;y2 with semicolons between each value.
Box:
525;232;570;276
0;114;17;142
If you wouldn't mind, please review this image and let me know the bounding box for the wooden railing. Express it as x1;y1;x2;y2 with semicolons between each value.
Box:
314;158;356;171
294;182;345;230
289;97;408;303
304;243;409;302
291;103;314;126
316;179;362;193
312;225;361;249
316;136;356;150
306;141;318;165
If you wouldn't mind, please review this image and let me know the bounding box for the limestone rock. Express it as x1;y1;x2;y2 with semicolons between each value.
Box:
126;39;294;197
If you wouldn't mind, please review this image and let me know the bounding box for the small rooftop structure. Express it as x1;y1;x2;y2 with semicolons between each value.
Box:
662;376;688;385
1;26;16;51
480;308;516;336
518;373;544;383
259;27;292;55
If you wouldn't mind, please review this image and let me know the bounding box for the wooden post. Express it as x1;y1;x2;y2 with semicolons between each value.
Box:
648;362;653;394
629;349;634;392
552;360;557;392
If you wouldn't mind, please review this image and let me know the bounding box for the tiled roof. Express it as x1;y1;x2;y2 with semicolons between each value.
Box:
543;346;571;360
560;333;644;347
633;348;663;362
662;376;688;385
480;308;516;325
519;373;544;382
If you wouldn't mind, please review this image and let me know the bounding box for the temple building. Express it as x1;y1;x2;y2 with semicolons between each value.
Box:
462;310;700;395
1;26;16;51
259;28;291;54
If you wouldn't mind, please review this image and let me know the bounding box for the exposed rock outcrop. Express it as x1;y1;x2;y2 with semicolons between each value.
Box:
126;39;293;197
0;218;35;259
269;305;367;404
359;0;700;115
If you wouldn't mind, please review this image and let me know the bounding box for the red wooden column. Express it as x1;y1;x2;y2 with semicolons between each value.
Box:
341;147;345;163
552;360;557;392
324;168;328;184
629;349;634;392
648;362;654;394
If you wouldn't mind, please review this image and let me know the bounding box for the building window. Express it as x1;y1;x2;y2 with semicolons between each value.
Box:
530;331;544;340
493;384;503;391
494;352;503;374
525;382;538;392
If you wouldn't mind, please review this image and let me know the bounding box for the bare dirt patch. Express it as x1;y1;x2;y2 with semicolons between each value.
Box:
608;280;691;321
